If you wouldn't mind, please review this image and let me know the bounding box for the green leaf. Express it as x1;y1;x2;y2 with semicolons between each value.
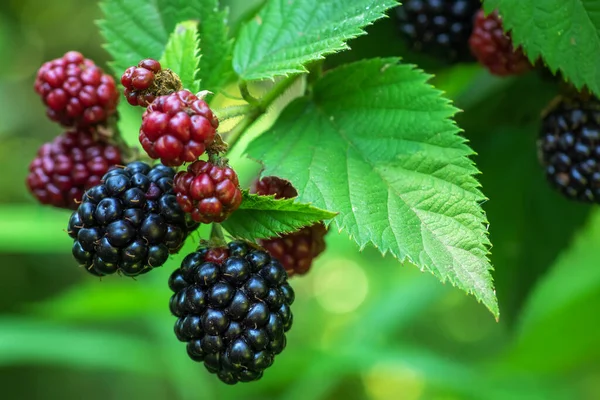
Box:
484;0;600;96
246;58;498;317
233;0;397;81
98;0;233;93
160;21;201;93
502;210;600;372
221;192;337;241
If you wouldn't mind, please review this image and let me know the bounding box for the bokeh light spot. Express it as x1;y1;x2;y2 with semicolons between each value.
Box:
313;258;368;314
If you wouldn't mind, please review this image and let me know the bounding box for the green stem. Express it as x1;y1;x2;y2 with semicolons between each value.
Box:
210;223;227;245
225;76;299;149
213;104;254;121
238;81;261;107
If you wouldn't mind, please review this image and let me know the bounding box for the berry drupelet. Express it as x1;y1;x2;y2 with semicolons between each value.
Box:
169;240;295;384
26;129;122;209
395;0;480;62
252;176;327;277
469;10;532;76
34;51;119;127
67;162;199;276
139;90;219;166
538;96;600;202
174;160;243;224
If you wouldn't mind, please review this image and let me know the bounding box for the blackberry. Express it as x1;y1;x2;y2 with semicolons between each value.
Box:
139;90;218;166
538;96;600;202
469;10;532;76
174;160;243;223
34;51;119;127
252;176;327;276
67;162;199;276
121;59;182;107
395;0;480;62
26;129;122;209
169;240;294;384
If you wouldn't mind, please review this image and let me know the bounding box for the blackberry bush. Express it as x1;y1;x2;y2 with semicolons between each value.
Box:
34;51;119;127
538;96;600;202
139;90;219;166
67;162;199;276
26;128;122;209
174;160;243;224
169;240;294;384
469;10;532;76
252;177;327;276
395;0;480;62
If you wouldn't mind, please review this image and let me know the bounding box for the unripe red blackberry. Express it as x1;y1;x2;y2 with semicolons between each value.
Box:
139;90;218;166
26;129;122;209
538;96;600;202
67;162;199;276
395;0;480;62
120;59;182;107
34;51;119;127
252;176;327;276
469;10;532;76
174;160;243;223
169;240;294;384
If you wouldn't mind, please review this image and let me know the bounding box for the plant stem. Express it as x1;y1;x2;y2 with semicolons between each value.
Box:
238;81;261;107
213;104;254;121
225;76;299;149
210;223;227;245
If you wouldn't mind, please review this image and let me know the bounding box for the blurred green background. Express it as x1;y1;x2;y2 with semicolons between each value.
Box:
1;1;600;399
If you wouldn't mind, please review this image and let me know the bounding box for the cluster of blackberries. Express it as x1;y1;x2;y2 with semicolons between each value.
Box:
27;50;334;385
394;1;532;76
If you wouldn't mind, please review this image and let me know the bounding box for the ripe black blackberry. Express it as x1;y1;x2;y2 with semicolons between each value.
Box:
395;0;480;62
67;161;199;276
538;96;600;202
169;240;294;384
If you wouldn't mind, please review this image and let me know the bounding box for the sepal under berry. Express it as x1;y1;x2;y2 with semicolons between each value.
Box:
121;59;183;107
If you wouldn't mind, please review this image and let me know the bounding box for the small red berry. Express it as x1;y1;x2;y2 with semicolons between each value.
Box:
140;90;218;166
252;176;327;277
34;51;119;127
469;10;532;76
26;129;123;209
174;160;242;223
120;59;171;107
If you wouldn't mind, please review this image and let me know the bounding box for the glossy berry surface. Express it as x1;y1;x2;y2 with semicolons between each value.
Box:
252;176;327;276
169;240;294;384
67;162;199;276
395;0;480;62
538;97;600;202
26;129;122;209
174;160;243;223
139;90;218;166
34;51;119;127
121;59;162;107
469;10;532;76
